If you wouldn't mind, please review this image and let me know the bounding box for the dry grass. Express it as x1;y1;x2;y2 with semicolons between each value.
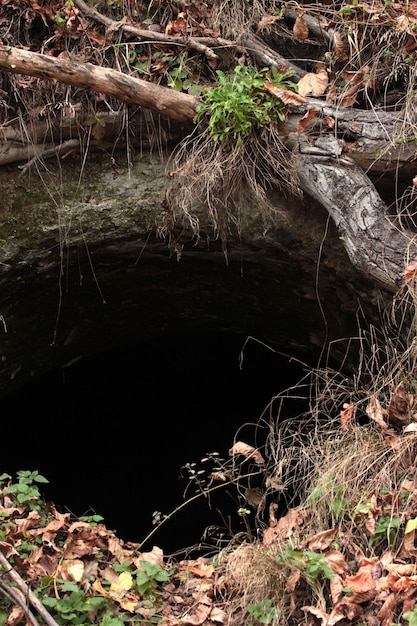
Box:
213;283;417;624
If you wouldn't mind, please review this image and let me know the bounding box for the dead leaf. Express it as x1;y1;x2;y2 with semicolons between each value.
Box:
263;507;305;545
14;510;41;534
344;561;377;594
209;606;227;623
257;13;282;32
395;14;417;35
187;557;215;578
377;591;401;625
301;606;329;624
5;604;26;626
332;31;349;62
339;84;359;107
297;107;318;134
286;569;301;592
340;402;355;432
366;396;389;430
228;441;265;464
366;494;382;536
324;550;348;575
181;602;212;625
404;257;417;284
293;10;309;42
328;599;363;625
388;382;412;426
264;81;307;106
330;573;345;604
297;62;329;97
58;558;84;582
385;563;417;576
138;546;165;567
302;528;337;551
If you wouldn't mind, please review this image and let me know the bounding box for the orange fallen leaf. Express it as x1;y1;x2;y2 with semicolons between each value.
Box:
344;561;376;594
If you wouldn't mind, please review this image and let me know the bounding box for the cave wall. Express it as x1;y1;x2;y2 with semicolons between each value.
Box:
0;149;395;552
0;149;389;397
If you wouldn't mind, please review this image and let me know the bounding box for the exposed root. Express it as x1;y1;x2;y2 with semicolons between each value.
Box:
162;122;301;246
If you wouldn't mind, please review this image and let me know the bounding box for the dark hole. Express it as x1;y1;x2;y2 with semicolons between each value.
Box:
1;331;311;556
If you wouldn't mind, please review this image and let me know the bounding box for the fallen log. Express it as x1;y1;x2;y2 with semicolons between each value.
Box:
0;44;197;122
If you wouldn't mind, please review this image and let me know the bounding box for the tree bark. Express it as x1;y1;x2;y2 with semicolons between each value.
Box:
293;152;417;291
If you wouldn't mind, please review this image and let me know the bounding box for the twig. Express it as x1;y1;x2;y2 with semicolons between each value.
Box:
137;470;263;550
0;549;60;626
74;0;218;62
0;580;40;626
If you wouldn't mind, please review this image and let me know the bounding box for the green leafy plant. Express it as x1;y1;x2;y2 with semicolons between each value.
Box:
404;606;417;626
307;473;350;518
194;64;298;146
370;515;402;548
79;514;105;526
41;579;132;625
247;598;277;625
0;470;48;510
135;560;170;597
278;547;334;588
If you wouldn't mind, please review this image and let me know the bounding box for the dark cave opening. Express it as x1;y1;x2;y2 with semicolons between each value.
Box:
1;331;313;556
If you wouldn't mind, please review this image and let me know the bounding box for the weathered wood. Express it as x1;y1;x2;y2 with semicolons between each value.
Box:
0;44;197;122
294;151;417;291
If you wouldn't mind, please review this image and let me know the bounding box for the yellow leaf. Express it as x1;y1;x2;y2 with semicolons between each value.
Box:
67;561;84;582
111;570;133;593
